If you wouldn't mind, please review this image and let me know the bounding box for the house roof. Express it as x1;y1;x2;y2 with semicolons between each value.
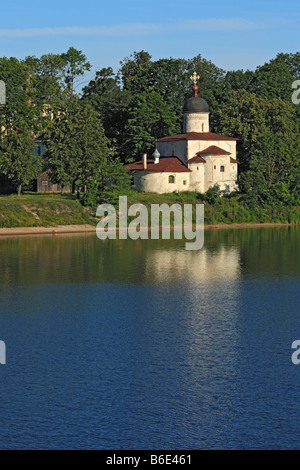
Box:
34;132;46;143
196;145;231;156
37;172;48;179
124;156;191;173
157;131;238;142
230;157;238;164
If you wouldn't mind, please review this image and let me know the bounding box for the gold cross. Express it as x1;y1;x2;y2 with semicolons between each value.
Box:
190;72;200;85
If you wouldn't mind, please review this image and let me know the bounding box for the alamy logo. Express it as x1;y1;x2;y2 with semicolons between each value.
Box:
292;80;300;105
0;80;6;105
96;196;204;250
0;340;6;365
291;340;300;364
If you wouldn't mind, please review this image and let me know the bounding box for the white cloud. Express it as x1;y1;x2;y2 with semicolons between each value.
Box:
0;18;281;39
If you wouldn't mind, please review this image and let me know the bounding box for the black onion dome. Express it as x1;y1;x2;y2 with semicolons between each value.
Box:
183;96;209;113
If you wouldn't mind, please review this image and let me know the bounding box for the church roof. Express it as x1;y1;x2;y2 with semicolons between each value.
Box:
187;156;207;164
183;96;209;113
124;156;191;173
196;145;231;156
157;132;238;142
187;146;237;163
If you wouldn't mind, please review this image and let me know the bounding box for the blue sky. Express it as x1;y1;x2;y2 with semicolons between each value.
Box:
0;0;299;88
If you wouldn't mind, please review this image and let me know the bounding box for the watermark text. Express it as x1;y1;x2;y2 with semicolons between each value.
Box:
292;80;300;105
0;340;6;364
96;196;204;251
291;340;300;364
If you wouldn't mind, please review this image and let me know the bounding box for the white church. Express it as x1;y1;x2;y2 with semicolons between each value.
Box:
125;74;238;194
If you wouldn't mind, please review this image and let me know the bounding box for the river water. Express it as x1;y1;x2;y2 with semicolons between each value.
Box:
0;227;299;449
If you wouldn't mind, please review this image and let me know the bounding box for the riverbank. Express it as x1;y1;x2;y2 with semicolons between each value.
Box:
0;224;96;236
0;221;298;237
0;193;96;228
1;193;299;232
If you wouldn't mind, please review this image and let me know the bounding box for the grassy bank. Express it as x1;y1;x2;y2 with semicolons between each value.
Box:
0;191;299;228
122;190;300;225
0;193;97;228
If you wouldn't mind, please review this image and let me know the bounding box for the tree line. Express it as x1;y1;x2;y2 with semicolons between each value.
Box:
0;48;299;205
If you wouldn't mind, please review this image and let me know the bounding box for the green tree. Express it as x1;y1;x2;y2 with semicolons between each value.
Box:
249;52;300;101
0;57;44;195
119;51;225;127
215;89;299;204
239;130;300;206
82;158;132;206
186;54;225;117
121;90;179;161
0;126;41;196
215;90;296;171
82;67;131;158
119;50;152;94
223;69;255;94
0;57;43;134
61;47;91;98
26;53;67;108
45;100;109;194
23;48;92;108
144;56;190;126
84;52;230;162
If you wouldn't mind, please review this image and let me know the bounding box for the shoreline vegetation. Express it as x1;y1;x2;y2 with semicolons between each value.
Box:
1;50;299;217
0;193;299;236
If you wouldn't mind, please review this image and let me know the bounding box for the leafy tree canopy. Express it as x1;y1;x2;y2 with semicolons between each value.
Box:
0;125;41;196
121;90;179;162
215;89;299;204
45;99;109;191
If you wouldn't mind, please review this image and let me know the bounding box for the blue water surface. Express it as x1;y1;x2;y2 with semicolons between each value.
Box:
0;228;299;449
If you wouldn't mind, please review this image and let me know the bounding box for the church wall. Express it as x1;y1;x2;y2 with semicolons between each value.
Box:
134;92;239;194
156;141;187;163
203;156;238;192
134;172;191;194
188;163;205;192
183;112;209;133
157;139;237;164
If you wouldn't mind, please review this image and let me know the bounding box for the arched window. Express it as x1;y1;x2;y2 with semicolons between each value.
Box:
168;175;175;184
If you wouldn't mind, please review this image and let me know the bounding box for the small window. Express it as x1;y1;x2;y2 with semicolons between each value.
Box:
197;167;199;170
169;175;175;184
183;180;187;185
201;123;204;131
214;165;216;170
220;165;225;172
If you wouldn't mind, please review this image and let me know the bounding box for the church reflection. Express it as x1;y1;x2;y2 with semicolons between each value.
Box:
0;226;297;287
143;245;241;285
